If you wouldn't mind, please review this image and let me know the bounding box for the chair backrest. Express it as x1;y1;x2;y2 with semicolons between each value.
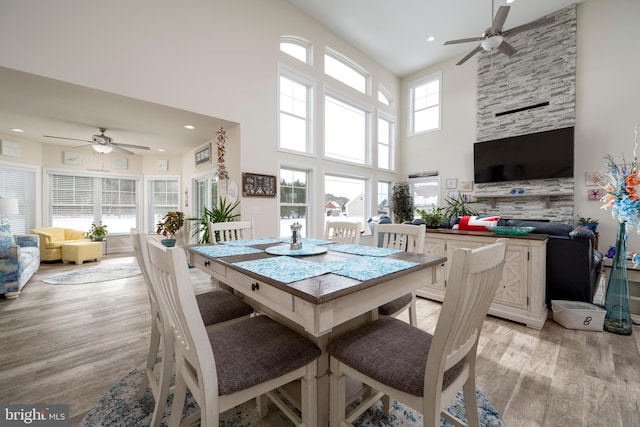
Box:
325;220;362;244
145;238;219;404
131;229;161;302
208;220;254;243
374;223;426;253
423;238;507;402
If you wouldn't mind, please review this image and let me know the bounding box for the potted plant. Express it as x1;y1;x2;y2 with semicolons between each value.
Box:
575;216;599;233
443;192;478;223
86;221;108;241
187;197;240;244
415;206;445;228
156;211;185;247
391;181;414;224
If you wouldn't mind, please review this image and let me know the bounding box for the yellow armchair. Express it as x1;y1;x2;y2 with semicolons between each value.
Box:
30;227;88;261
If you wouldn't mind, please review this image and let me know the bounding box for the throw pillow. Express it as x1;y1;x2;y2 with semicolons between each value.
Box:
454;215;501;231
0;226;16;257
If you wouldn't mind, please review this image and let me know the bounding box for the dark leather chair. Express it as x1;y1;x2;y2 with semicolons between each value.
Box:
507;220;604;308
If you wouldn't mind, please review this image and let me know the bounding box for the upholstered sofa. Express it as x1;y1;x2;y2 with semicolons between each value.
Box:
506;219;604;308
30;227;87;261
0;227;40;298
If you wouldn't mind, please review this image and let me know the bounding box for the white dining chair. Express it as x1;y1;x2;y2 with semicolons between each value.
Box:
145;237;321;427
131;229;254;427
327;239;508;427
325;220;362;244
208;220;254;243
374;223;426;326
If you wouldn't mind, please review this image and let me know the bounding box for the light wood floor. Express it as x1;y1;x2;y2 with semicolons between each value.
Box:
1;254;639;426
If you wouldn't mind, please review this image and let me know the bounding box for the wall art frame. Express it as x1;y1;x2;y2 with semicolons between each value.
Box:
195;143;211;166
242;172;277;197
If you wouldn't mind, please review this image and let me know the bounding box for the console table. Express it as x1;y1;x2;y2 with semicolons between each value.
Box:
420;229;548;329
601;259;640;324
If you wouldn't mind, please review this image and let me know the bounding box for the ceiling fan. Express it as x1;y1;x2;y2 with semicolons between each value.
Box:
43;127;151;155
444;1;555;66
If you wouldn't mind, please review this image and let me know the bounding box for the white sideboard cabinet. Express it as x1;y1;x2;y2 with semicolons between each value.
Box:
419;229;549;329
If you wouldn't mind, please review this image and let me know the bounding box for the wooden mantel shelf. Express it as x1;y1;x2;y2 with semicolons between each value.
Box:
473;191;574;208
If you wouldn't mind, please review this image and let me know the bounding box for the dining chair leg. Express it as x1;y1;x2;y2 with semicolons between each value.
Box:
381;394;392;418
301;361;319;427
329;358;346;427
149;335;174;427
256;394;269;418
136;318;160;400
168;367;188;427
409;292;417;327
463;351;480;427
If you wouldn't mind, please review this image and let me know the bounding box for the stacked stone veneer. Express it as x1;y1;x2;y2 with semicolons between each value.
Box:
473;5;576;222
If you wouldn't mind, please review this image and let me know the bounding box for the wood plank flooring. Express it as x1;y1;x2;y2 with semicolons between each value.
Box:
1;254;638;426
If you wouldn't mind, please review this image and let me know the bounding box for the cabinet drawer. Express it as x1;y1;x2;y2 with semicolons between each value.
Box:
189;253;226;277
227;268;294;312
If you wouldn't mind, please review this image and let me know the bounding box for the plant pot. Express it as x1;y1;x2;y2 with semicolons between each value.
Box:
161;239;176;248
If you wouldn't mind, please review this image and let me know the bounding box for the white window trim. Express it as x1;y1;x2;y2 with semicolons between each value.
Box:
408;71;442;136
145;174;181;234
277;162;315;238
280;35;313;65
378;84;393;106
0;160;41;231
278;64;316;156
377;111;396;172
324;47;370;95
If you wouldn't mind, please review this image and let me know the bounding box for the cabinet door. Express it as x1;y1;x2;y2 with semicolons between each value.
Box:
493;245;528;309
424;238;446;290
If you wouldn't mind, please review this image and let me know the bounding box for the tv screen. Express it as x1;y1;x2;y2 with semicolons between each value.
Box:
473;127;574;184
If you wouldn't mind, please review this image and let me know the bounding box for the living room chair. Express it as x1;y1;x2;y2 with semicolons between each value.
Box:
145;237;321;427
207;220;254;243
374;223;426;326
130;229;254;427
325;220;362;244
326;239;508;427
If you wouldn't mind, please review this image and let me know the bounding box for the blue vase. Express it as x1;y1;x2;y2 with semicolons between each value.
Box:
603;221;633;335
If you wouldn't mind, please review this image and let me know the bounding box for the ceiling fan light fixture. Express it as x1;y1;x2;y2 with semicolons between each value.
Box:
92;144;113;154
481;35;503;51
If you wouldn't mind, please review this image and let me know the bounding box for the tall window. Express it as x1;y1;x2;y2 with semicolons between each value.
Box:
279;68;313;153
280;36;311;64
324;50;368;94
377;181;391;217
409;72;441;134
49;172;140;233
377;115;395;170
324;92;369;165
148;177;179;233
324;174;367;234
279;167;309;238
0;163;37;234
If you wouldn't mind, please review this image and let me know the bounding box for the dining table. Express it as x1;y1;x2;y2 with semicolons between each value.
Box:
186;237;446;427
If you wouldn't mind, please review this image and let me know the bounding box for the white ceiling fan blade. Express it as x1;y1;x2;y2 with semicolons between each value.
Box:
444;37;484;45
491;6;511;33
502;16;555;37
498;41;517;57
112;145;135;155
456;45;483;66
43;135;92;143
114;143;151;150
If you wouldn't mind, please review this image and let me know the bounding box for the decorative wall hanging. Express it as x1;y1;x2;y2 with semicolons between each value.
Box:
242;173;276;197
459;180;473;192
216;127;229;181
195;143;211;166
156;159;168;171
1;140;21;157
112;157;128;170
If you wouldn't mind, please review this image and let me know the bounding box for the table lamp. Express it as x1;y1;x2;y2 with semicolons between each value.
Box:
0;197;19;230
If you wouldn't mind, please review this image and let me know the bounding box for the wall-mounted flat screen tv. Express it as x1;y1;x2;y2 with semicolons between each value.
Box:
473;127;574;184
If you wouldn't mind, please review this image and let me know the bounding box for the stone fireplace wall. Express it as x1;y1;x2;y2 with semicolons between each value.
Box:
473;5;577;222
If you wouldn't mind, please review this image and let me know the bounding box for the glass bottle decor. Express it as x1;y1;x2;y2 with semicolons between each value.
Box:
603;221;633;335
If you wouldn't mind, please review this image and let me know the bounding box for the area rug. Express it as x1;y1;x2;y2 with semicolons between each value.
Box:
43;262;141;285
79;365;504;426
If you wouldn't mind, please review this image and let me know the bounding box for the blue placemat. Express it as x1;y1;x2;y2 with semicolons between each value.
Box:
328;244;402;257
265;244;328;256
191;245;263;258
221;238;285;247
233;256;330;283
326;256;419;281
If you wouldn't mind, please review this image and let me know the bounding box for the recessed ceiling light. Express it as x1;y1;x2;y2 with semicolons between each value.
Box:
158;148;165;152
184;125;195;130
506;0;515;4
11;128;24;133
427;36;435;42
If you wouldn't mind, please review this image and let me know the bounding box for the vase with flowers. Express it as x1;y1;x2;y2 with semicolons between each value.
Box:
599;126;639;335
156;211;185;247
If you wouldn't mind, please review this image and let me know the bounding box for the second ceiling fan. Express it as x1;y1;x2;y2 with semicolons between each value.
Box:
44;127;151;155
444;1;555;66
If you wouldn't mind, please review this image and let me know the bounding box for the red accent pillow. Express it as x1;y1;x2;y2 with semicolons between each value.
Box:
454;216;500;231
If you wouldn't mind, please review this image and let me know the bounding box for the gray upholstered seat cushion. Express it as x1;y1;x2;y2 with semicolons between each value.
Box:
326;317;464;397
196;289;253;326
209;315;321;395
378;293;412;316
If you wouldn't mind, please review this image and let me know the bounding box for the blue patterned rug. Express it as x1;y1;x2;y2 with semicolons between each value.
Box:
43;262;141;285
79;366;504;426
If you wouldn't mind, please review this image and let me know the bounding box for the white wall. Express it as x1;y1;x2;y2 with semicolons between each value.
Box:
400;0;640;252
0;0;400;239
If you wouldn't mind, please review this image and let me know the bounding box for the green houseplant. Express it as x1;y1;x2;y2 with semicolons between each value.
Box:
443;192;478;220
575;215;599;232
416;206;445;228
188;197;240;244
86;221;108;241
391;181;414;224
156;211;185;247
